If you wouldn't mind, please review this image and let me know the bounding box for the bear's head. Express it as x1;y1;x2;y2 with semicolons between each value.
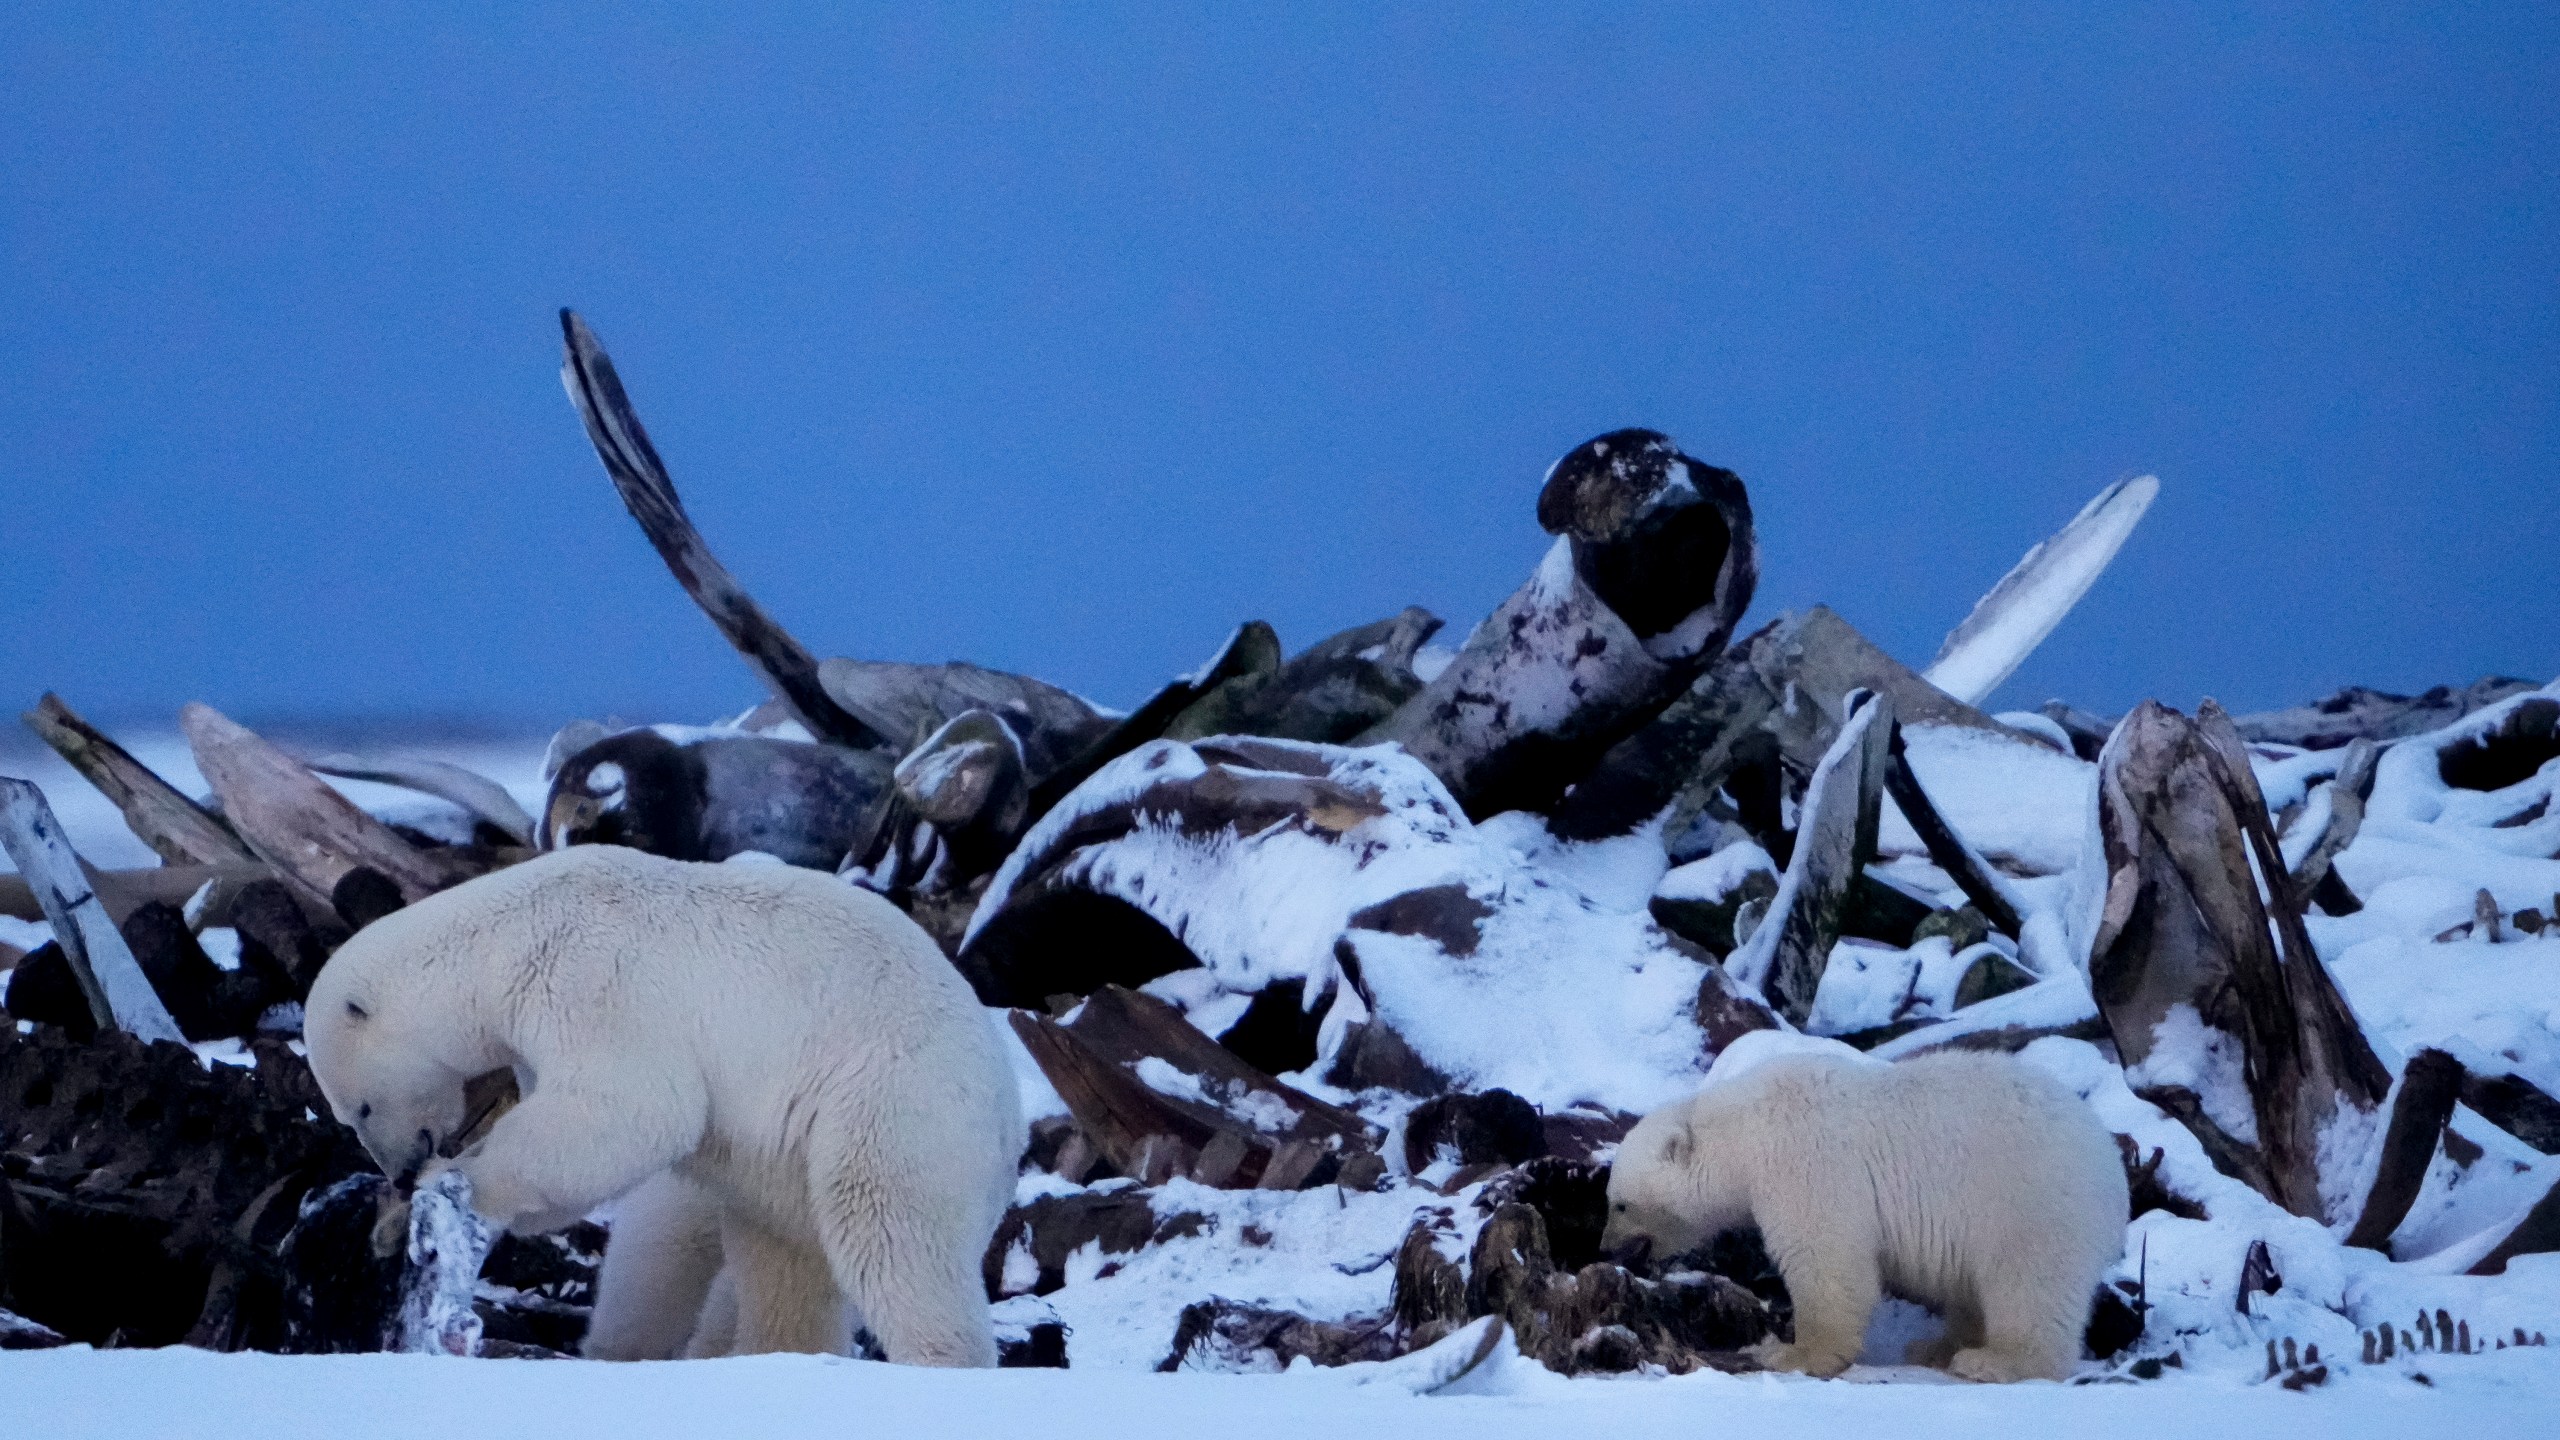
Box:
305;939;483;1191
1600;1105;1710;1264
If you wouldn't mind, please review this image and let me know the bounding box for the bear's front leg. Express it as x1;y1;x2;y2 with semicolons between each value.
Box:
1750;1212;1882;1378
450;1080;696;1234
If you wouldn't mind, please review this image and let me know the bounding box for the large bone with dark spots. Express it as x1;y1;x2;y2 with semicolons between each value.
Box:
1361;430;1756;819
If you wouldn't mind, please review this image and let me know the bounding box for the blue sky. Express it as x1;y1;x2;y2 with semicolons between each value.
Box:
3;4;2552;729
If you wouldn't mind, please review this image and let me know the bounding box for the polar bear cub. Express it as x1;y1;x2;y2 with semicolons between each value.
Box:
1601;1045;2126;1382
305;845;1020;1366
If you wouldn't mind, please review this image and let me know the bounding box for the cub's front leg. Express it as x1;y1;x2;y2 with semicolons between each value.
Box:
1747;1207;1883;1378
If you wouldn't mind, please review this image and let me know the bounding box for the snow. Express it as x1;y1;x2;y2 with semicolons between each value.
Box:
1655;838;1774;902
8;1334;2556;1440
1886;722;2095;877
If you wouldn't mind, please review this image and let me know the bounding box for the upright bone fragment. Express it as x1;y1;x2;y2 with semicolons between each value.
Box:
818;658;1113;786
1024;622;1283;820
2288;738;2378;917
1552;606;2029;842
2344;1048;2465;1252
891;709;1030;875
2086;701;2390;1221
1881;723;2026;938
0;779;184;1043
1363;430;1756;818
1724;693;1893;1027
1163;608;1445;745
556;309;880;751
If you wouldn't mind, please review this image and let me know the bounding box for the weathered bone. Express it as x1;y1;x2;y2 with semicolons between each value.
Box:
0;779;184;1043
182;703;468;908
1723;693;1892;1026
556;310;880;751
1923;474;2158;705
301;753;535;847
1362;430;1756;819
22;694;258;868
2086;700;2390;1222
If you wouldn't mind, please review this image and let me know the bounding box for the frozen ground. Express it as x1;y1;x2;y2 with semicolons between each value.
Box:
10;1336;2558;1440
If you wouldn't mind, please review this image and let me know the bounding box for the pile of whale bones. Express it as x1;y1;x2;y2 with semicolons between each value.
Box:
3;308;2556;1385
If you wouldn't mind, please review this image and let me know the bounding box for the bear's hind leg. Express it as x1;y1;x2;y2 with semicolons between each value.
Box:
723;1220;849;1357
808;1186;996;1367
1904;1293;1982;1370
682;1267;739;1358
1949;1267;2080;1383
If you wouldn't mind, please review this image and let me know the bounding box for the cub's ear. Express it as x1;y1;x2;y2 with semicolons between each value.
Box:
1658;1124;1693;1167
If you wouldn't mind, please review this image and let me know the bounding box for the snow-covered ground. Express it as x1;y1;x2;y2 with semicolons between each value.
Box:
11;1336;2558;1440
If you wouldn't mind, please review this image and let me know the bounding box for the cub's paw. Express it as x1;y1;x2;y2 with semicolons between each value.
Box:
1748;1340;1853;1378
1948;1346;2062;1384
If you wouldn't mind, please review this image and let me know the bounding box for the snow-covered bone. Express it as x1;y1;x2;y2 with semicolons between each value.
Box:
1725;693;1892;1026
964;735;1766;1112
1362;429;1756;820
1023;621;1282;821
2087;700;2391;1223
1009;985;1377;1190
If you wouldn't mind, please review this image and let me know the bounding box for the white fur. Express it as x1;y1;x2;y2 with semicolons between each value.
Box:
304;845;1020;1367
1601;1049;2126;1382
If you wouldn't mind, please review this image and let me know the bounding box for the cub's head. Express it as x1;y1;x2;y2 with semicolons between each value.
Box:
304;941;474;1192
1599;1104;1709;1265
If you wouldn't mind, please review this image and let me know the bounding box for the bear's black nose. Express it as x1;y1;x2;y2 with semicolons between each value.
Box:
1610;1235;1653;1269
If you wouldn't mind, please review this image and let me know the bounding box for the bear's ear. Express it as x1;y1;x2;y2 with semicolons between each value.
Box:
1658;1124;1692;1167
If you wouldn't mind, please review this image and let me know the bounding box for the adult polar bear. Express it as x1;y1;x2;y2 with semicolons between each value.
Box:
1601;1040;2125;1382
305;845;1019;1366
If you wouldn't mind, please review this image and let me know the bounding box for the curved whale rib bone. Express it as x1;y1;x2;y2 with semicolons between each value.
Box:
1924;473;2159;706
